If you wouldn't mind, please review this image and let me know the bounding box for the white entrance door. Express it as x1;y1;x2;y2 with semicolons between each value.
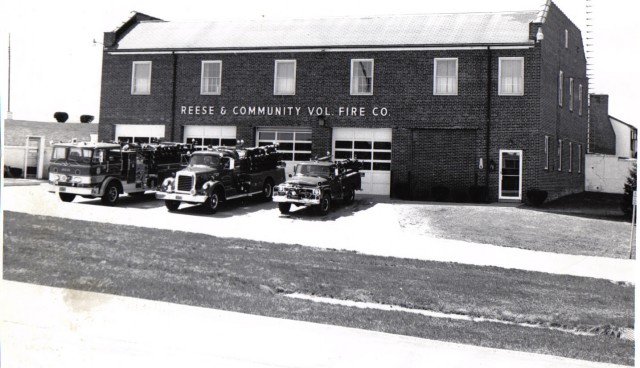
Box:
115;124;165;144
257;128;313;178
184;125;237;150
499;150;523;200
333;128;392;195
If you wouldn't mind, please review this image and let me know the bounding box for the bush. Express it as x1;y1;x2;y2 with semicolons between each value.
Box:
54;112;69;123
468;185;489;203
526;188;548;206
621;163;637;216
80;115;94;123
431;185;450;202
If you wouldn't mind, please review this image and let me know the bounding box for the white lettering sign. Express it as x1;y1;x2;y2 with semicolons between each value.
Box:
179;105;389;117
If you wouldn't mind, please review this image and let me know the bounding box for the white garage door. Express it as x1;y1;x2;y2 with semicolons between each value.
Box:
184;125;237;150
257;128;312;177
115;124;165;144
333;128;392;195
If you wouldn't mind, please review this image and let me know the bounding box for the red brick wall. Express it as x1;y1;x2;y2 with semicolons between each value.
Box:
588;94;616;155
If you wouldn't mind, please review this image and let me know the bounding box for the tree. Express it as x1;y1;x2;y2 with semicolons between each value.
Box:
54;112;69;123
621;162;637;216
80;115;94;123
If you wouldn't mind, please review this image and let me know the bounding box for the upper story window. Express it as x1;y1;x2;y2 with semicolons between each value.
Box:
558;71;564;107
578;144;583;173
351;59;374;95
569;78;574;112
565;29;569;48
201;61;222;95
274;60;296;95
433;58;458;95
569;142;573;172
631;130;638;158
498;57;524;96
578;84;583;116
131;61;151;95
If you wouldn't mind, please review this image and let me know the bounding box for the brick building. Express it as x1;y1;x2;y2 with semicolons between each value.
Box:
98;0;587;202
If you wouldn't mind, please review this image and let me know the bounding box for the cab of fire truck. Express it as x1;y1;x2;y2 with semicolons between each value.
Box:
48;142;124;203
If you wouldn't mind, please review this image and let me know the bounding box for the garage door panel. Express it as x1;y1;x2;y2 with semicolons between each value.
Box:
115;125;165;144
333;128;391;196
257;127;312;178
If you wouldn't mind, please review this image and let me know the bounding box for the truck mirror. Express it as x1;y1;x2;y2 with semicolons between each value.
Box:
229;158;235;170
334;168;339;176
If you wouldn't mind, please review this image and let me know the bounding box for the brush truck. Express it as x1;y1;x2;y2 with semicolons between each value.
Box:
273;158;362;215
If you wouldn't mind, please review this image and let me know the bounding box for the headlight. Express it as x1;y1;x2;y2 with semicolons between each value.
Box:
50;174;59;182
71;177;83;183
203;182;210;190
312;188;321;196
59;174;68;182
162;178;174;192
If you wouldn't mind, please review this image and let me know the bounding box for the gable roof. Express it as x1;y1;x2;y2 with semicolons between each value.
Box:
112;11;542;51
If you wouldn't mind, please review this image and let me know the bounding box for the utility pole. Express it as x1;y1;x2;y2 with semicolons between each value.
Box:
7;33;12;119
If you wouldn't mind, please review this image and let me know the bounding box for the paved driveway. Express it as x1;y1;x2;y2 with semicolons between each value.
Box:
2;184;634;283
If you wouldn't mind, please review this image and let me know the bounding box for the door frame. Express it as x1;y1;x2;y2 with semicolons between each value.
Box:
498;149;523;201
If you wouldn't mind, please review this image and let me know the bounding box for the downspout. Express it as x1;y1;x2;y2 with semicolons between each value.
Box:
485;46;492;193
170;51;178;141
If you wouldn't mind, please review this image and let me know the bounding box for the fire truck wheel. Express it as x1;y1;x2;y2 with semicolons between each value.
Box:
101;182;120;206
165;200;180;212
343;186;355;205
59;193;76;202
278;203;291;214
317;193;331;216
204;191;221;214
262;179;274;202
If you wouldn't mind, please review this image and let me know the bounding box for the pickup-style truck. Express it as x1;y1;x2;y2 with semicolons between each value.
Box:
157;145;286;214
273;158;362;215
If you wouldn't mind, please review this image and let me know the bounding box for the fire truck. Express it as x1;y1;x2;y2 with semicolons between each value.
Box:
156;144;286;213
47;140;191;206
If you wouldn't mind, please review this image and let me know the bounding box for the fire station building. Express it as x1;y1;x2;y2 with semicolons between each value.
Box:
98;1;587;202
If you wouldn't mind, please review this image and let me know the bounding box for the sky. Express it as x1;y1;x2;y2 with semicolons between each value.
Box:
0;0;638;126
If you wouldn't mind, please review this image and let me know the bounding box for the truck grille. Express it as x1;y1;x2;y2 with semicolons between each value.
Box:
176;175;194;192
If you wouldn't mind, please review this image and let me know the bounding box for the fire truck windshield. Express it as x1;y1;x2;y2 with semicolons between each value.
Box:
51;146;94;164
189;154;220;168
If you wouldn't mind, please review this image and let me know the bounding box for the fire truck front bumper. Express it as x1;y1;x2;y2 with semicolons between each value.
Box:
273;195;320;206
155;191;208;203
48;184;101;196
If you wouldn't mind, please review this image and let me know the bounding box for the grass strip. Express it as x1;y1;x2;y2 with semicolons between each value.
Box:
3;211;634;365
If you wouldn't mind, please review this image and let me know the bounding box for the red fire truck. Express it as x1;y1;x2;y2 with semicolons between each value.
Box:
47;140;191;206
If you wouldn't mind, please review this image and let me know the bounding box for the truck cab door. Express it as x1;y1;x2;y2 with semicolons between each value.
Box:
330;165;343;198
220;157;237;196
106;149;123;176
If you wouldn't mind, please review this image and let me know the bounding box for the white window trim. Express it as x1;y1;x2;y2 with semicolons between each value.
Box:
433;58;458;95
498;57;524;96
200;60;222;95
578;84;583;116
569;142;573;172
273;60;297;96
544;136;549;170
131;61;152;95
350;59;374;96
557;139;563;171
569;78;574;112
558;71;564;107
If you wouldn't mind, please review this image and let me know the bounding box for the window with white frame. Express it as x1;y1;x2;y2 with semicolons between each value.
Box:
131;61;152;95
569;142;573;172
544;136;550;170
558;71;564;107
201;61;222;95
274;60;296;95
557;139;563;171
350;59;374;95
578;84;583;116
498;57;524;96
569;78;574;112
578;144;582;173
433;58;458;95
565;29;569;48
